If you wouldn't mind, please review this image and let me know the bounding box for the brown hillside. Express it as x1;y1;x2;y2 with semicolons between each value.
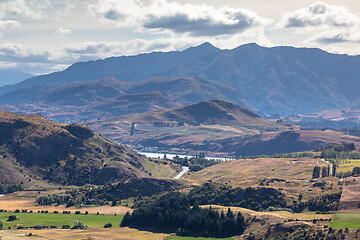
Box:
0;111;151;186
86;99;287;156
85;91;182;118
93;98;279;127
39;81;123;106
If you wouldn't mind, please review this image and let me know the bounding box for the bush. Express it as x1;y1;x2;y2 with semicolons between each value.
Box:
7;215;19;221
71;220;87;229
62;225;71;229
104;223;112;228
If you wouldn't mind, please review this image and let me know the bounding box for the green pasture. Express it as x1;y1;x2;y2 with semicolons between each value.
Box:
0;212;123;229
329;213;360;229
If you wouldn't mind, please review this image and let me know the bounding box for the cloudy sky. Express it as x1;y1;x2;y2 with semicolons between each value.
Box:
0;0;359;75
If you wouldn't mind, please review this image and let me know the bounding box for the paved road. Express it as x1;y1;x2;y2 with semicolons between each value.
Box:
174;166;189;179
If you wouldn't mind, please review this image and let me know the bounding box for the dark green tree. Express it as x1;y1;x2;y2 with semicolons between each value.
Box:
312;166;321;178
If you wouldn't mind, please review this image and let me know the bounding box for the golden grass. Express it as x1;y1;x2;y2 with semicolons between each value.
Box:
337;160;360;174
19;227;169;240
141;159;180;178
0;199;132;215
201;205;333;221
0;230;49;240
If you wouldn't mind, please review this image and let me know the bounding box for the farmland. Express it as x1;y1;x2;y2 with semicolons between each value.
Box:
336;159;360;175
0;212;123;229
329;213;360;229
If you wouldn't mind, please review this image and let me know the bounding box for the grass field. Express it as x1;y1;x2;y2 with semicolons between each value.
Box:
164;236;236;240
337;159;360;174
19;227;169;240
0;212;123;229
329;213;360;229
201;205;333;221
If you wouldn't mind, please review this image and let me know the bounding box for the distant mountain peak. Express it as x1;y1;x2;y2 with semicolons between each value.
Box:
198;42;217;49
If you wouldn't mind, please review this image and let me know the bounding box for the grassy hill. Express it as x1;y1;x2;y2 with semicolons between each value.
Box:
0;111;154;186
87;99;287;156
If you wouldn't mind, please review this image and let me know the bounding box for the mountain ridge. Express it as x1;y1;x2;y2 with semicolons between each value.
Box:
1;42;360;115
0;42;220;95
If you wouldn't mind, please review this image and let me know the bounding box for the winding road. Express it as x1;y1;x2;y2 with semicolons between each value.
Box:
174;166;189;179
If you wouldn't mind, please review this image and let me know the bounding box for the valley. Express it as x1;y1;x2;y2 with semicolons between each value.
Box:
0;42;360;240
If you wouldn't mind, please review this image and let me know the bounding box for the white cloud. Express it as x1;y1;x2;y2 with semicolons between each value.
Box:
89;0;270;36
0;0;51;20
309;30;360;44
54;28;72;35
0;20;21;29
276;1;360;46
278;1;360;28
0;61;17;69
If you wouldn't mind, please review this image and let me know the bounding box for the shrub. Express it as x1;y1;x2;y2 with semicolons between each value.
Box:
7;215;19;221
104;223;112;228
62;225;70;229
71;220;87;229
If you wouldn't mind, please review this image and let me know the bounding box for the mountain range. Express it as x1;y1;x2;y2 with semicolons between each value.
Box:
0;70;34;87
1;42;360;115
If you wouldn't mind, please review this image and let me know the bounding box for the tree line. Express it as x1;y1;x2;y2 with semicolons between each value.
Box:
120;193;245;238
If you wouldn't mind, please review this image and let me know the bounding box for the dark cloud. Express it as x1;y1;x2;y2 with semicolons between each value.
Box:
144;12;256;36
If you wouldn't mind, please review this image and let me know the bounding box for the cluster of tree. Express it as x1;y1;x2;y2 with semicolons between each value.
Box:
36;178;179;207
270;152;316;159
312;165;334;178
187;182;288;212
0;183;23;194
120;193;245;238
352;166;360;176
171;153;222;172
187;182;342;213
35;194;83;207
318;143;360;159
346;127;360;137
307;193;341;212
153;121;184;127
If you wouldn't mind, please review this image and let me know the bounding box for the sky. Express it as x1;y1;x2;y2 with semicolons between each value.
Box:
0;0;359;75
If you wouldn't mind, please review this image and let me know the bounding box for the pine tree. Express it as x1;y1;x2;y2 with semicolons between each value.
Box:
236;212;245;233
322;166;328;177
312;166;320;178
120;211;131;227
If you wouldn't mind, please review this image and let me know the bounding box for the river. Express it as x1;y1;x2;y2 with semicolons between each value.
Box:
137;151;232;161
